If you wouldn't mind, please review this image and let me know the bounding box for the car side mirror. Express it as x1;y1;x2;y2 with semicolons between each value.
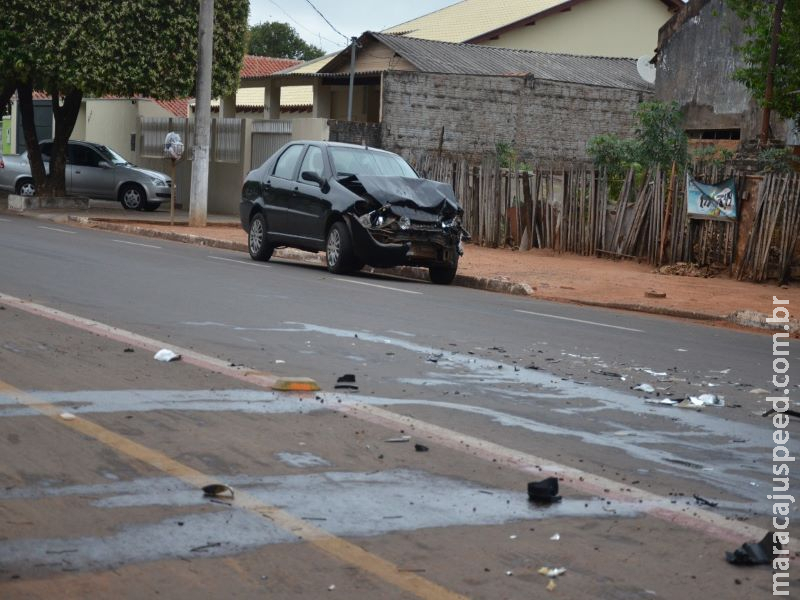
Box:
97;160;111;169
302;170;329;192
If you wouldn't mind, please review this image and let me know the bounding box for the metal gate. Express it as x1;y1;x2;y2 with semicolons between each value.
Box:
251;120;292;169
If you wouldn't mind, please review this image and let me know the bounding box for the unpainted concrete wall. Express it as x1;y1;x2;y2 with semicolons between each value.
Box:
380;71;647;162
655;0;787;142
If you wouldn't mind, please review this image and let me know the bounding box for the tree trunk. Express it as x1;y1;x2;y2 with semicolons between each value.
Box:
0;83;15;116
17;82;50;196
49;88;82;197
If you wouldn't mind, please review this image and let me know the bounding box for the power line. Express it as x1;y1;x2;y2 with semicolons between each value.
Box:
264;0;343;49
302;0;349;43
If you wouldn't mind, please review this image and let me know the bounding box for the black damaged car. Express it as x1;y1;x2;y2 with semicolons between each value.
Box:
239;141;469;284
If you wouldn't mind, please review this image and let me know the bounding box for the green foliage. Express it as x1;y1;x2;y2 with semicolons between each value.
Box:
725;0;800;127
634;101;688;170
248;22;325;60
587;101;688;172
690;145;734;169
495;142;531;172
757;146;799;172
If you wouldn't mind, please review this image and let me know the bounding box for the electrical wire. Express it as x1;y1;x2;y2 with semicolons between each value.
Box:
302;0;350;43
264;0;343;49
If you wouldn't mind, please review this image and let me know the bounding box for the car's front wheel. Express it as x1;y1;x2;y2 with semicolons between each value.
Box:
120;184;146;210
429;258;458;285
326;221;355;274
16;178;36;196
249;213;274;261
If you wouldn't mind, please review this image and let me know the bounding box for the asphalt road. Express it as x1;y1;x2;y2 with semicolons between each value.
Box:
0;214;797;598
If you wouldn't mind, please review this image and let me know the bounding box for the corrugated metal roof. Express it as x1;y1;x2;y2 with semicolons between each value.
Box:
323;33;652;91
383;0;684;43
208;86;313;108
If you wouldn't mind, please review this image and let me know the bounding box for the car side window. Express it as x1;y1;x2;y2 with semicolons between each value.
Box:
69;145;104;167
298;146;324;185
272;145;304;180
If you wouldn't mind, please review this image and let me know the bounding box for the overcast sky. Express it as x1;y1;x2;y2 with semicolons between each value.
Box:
248;0;457;53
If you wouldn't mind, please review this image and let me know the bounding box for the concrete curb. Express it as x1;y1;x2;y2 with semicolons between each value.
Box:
66;217;786;332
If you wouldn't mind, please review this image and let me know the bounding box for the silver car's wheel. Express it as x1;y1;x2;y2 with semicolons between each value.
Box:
248;213;273;261
16;179;36;196
327;227;341;267
120;184;145;210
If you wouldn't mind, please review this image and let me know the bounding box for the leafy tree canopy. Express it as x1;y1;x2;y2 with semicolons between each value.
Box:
726;0;800;126
247;21;325;61
0;0;248;195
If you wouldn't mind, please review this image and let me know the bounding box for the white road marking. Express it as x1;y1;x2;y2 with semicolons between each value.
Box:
514;309;644;332
38;226;76;234
208;255;270;268
0;218;11;222
334;278;422;295
112;239;162;249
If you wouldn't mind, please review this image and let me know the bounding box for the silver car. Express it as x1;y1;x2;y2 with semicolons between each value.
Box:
0;140;172;211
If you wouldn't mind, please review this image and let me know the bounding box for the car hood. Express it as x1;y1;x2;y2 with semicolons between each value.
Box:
355;175;460;214
124;166;170;181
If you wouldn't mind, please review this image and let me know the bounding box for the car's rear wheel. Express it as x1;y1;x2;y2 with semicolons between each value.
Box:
16;178;36;196
429;258;458;285
143;201;161;212
326;221;355;274
120;183;146;210
249;213;273;261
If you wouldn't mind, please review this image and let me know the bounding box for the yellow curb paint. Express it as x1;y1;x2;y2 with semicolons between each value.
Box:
0;378;466;600
271;377;321;392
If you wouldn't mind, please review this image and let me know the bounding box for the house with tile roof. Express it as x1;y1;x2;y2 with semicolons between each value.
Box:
383;0;684;58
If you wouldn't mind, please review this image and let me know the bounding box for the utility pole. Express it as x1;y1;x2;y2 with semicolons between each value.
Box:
760;0;784;146
189;0;214;227
347;36;357;122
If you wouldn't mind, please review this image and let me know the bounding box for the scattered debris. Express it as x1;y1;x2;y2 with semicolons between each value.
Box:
414;444;429;452
538;566;567;578
426;353;444;363
763;408;800;419
693;494;718;508
726;533;779;566
505;571;513;576
528;477;561;504
749;388;770;395
328;584;336;591
190;541;222;552
658;262;717;278
645;398;680;406
202;483;234;499
59;412;76;421
384;436;411;443
525;363;540;370
591;370;622;378
275;359;286;364
684;394;724;407
644;290;667;299
334;374;358;391
509;535;517;540
634;383;656;393
154;349;181;362
550;533;561;541
123;348;134;353
546;579;557;591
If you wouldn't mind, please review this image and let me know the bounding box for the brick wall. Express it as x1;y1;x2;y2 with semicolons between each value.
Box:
380;71;649;163
328;119;382;147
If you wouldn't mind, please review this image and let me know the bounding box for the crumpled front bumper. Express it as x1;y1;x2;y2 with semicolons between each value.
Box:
347;216;461;269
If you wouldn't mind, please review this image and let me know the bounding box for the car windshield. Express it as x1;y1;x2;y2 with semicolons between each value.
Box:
95;145;129;166
329;147;417;179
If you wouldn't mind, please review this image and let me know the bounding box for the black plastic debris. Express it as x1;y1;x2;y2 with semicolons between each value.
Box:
202;483;234;499
335;374;359;391
693;494;718;508
528;477;562;504
123;348;134;353
763;408;800;419
725;533;779;566
426;353;443;363
414;444;429;452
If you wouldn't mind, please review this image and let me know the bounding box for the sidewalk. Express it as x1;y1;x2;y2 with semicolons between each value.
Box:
4;199;799;334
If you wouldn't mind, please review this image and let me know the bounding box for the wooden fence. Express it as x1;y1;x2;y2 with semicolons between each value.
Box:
404;151;800;281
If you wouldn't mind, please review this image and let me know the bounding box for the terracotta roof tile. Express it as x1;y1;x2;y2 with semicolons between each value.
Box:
240;55;302;79
154;98;190;117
